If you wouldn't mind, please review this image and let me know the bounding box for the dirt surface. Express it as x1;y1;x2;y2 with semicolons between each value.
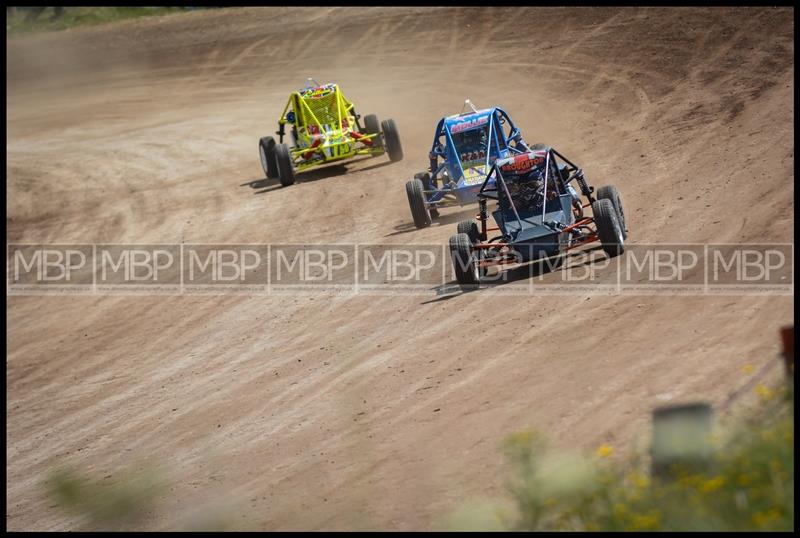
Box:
6;6;794;531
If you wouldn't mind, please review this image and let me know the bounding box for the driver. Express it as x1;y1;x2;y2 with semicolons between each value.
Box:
458;127;488;164
506;168;558;212
465;128;486;147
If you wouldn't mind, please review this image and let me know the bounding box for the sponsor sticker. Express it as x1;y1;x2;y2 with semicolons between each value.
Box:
450;115;489;134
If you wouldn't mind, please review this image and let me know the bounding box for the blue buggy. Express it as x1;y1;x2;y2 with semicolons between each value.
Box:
447;147;629;289
404;101;540;229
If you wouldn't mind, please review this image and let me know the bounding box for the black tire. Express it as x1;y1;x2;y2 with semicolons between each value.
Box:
405;178;431;229
414;171;432;189
414;172;438;218
364;114;383;151
592;198;625;257
449;233;480;288
456;219;479;244
259;136;278;179
381;118;403;162
274;143;295;187
596;185;627;239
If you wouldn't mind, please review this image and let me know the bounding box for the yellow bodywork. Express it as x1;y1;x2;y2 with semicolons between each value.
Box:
278;83;384;171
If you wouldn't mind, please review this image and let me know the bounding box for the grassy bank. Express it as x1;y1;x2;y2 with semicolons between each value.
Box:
6;7;197;36
449;381;794;531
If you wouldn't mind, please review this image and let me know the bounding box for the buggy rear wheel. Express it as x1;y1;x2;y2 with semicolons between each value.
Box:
456;219;479;244
364;114;383;151
449;233;480;289
592;198;625;258
259;136;278;179
381;118;403;162
597;185;627;239
274;143;296;187
405;178;431;229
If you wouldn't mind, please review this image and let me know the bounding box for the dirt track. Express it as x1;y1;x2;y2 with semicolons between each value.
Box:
6;7;794;530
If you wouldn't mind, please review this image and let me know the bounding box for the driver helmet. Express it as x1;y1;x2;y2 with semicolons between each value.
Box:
460;128;483;146
286;110;296;124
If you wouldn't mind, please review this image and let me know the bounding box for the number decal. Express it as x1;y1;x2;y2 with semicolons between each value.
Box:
463;169;484;185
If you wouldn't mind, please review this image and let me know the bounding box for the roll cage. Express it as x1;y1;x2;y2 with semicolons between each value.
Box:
475;147;597;243
427;106;532;183
274;80;376;148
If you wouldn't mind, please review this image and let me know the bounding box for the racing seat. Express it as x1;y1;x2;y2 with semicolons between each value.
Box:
306;124;326;142
496;170;573;240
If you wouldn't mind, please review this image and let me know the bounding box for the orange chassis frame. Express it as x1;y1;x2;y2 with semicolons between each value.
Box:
472;201;600;270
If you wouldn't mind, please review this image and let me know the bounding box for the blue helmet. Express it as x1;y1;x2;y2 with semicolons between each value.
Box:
286;110;296;124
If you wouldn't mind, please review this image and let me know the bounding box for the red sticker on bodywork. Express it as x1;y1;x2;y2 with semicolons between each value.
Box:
500;155;544;172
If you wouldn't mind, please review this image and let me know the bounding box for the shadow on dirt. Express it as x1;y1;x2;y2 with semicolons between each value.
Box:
386;207;478;237
423;245;608;303
349;159;394;174
241;157;394;195
241;164;351;194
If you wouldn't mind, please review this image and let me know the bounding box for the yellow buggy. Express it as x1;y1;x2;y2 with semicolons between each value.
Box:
259;79;403;186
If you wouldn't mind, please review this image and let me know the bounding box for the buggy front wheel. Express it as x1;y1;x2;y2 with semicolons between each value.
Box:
456;219;479;244
259;136;278;179
592;198;625;258
414;172;438;218
364;114;383;152
381;118;403;162
449;233;480;289
597;185;627;239
405;178;431;229
274;143;296;187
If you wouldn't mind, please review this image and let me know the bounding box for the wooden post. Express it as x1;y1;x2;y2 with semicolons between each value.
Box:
780;325;794;378
651;402;713;478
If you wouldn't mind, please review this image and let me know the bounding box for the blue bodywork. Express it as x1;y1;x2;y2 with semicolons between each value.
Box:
482;150;581;262
424;106;534;208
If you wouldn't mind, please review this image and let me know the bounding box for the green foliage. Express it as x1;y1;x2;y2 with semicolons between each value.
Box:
481;385;794;531
45;465;162;530
6;7;190;36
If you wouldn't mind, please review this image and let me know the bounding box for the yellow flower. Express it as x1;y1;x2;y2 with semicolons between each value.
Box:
596;444;614;458
742;364;755;374
678;473;702;488
752;509;781;527
760;429;776;442
505;429;532;446
627;471;650;489
628;511;660;531
699;475;726;493
755;384;774;401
